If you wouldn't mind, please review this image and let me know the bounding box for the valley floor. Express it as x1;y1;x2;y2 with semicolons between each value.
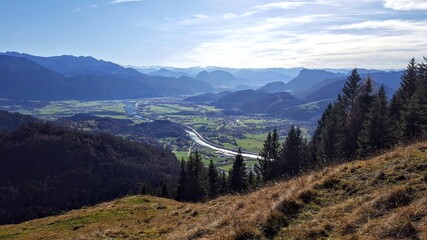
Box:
1;142;426;240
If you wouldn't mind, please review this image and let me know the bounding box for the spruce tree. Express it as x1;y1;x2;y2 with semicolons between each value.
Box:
247;170;255;189
391;58;419;141
229;149;247;192
270;129;280;161
176;158;187;201
357;86;391;157
317;95;346;162
186;151;205;201
219;172;228;194
207;159;219;199
256;132;273;182
309;103;332;164
342;69;362;111
342;69;364;158
279;126;308;176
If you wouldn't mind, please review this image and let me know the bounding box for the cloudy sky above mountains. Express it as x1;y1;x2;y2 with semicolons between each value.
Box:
0;0;426;69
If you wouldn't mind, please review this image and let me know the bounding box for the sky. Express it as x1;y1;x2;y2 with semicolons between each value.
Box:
0;0;426;69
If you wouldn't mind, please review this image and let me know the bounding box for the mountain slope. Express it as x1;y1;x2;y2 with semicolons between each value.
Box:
1;52;141;78
195;70;240;88
0;122;179;225
148;68;188;78
211;89;268;109
0;110;39;131
2;142;425;239
257;81;287;93
307;79;396;101
240;92;302;114
304;70;404;99
285;69;346;92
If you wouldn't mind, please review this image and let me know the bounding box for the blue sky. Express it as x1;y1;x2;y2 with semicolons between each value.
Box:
0;0;426;69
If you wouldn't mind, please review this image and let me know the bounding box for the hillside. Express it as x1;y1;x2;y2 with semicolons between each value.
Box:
0;110;39;131
195;70;240;88
285;69;346;92
0;122;180;225
257;81;287;93
1;142;425;239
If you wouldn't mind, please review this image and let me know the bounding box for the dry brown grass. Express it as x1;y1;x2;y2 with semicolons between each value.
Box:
1;142;426;240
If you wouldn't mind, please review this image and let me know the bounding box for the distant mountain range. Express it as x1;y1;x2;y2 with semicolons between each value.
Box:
0;53;214;100
0;51;404;113
185;67;404;121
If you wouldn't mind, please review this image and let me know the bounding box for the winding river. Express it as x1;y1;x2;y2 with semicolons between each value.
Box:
134;100;260;160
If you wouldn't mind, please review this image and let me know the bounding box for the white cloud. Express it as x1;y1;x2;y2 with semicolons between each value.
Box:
255;1;321;10
328;19;427;32
384;0;427;11
164;14;427;69
110;0;141;4
223;13;237;19
192;14;209;19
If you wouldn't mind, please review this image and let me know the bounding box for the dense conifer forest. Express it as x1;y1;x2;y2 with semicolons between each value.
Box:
0;123;180;224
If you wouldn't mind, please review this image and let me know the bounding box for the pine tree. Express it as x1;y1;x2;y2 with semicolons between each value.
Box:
186;151;205;201
342;69;363;112
270;129;280;161
247;170;255;189
219;172;228;194
415;57;427;136
357;86;391;157
342;69;364;158
229;149;247;192
207;159;219;199
391;58;419;141
255;132;273;182
317;96;346;162
309;103;332;164
176;158;187;201
279;126;308;176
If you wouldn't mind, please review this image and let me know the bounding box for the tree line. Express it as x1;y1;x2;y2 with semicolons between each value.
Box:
176;57;427;202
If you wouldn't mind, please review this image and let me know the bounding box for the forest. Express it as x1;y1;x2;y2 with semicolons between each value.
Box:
0;123;180;224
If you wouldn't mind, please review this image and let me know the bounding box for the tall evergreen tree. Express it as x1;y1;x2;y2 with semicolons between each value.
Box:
176;158;187;201
390;58;419;141
255;132;273;182
317;95;347;162
219;171;228;195
342;69;364;158
207;159;219;199
229;149;247;192
270;129;280;161
342;69;363;112
279;126;308;176
357;86;391;157
309;103;332;164
186;151;205;201
247;170;255;189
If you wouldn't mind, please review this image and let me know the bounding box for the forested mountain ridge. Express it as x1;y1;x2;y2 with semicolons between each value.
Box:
0;120;180;225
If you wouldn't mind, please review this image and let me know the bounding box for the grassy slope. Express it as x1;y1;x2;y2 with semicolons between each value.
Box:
1;142;426;240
